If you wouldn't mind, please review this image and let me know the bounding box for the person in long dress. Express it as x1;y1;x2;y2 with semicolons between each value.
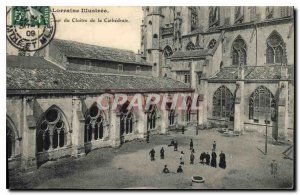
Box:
211;150;217;168
205;152;210;165
219;151;226;169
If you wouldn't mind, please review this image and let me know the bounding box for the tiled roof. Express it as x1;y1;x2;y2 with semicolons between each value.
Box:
209;65;294;80
50;39;151;66
7;56;191;93
170;49;209;60
7;55;62;70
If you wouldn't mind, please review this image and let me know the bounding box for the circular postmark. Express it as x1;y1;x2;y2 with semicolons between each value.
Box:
6;6;56;52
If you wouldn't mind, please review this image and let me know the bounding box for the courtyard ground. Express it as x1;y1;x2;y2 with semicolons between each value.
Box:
8;129;294;189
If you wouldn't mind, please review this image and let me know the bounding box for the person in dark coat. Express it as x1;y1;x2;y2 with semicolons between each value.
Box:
149;148;155;161
205;152;210;165
211;150;217;168
200;152;205;164
146;131;150;143
174;141;178;151
180;151;185;165
181;126;185;134
160;147;165;159
177;165;183;173
190;152;195;164
219;151;226;169
162;165;170;173
189;139;194;150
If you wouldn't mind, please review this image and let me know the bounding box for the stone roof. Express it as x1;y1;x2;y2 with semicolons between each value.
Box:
170;49;209;60
7;56;191;94
209;65;294;81
50;39;151;66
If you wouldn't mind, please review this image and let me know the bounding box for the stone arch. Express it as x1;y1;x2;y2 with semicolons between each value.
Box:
207;39;217;49
212;85;234;119
249;85;277;122
6;115;20;159
231;35;247;66
84;102;108;143
119;101;136;137
147;104;158;130
36;105;69;153
186;41;195;51
266;30;285;64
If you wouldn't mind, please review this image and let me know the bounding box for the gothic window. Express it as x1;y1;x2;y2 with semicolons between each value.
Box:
6;126;15;159
208;39;217;49
147;105;157;130
186;42;195;51
186;97;192;122
36;107;67;153
84;104;104;143
209;6;220;27
266;7;274;19
266;31;284;64
190;7;198;31
249;86;276;122
184;72;191;83
212;86;234;119
153;34;158;38
164;45;173;57
120;101;134;135
234;6;244;23
231;36;247;66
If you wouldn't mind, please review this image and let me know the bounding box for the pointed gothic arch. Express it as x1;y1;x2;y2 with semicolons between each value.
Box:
266;31;285;64
249;86;277;122
36;105;69;153
212;86;234;119
6;115;19;159
186;41;195;51
231;35;247;66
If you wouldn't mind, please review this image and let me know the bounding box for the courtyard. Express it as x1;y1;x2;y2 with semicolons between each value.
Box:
8;129;294;189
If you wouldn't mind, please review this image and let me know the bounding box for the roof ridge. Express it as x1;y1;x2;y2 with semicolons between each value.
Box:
53;38;135;54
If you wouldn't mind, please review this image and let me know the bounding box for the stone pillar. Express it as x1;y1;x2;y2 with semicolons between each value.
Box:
233;67;245;133
277;81;289;140
137;110;146;138
110;106;120;147
21;96;37;171
160;108;168;134
71;96;86;158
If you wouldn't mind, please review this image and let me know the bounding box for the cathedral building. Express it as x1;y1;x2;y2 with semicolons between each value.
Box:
7;39;194;171
140;6;294;140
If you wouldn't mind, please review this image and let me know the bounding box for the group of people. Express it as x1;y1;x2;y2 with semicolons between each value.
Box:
149;138;227;174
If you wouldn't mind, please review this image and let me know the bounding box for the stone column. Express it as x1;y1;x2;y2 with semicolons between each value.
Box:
137;110;146;138
110;105;120;147
277;81;289;140
21;96;37;171
233;67;245;133
71;96;86;158
160;108;168;134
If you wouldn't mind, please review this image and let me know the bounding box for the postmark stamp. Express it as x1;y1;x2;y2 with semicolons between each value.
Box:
6;6;56;51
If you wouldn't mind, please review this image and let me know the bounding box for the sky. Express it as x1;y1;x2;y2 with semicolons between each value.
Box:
7;6;143;54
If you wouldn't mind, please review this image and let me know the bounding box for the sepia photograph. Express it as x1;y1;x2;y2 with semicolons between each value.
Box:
6;5;295;190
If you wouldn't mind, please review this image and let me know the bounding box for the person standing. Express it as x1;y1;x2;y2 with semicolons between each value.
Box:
149;148;155;161
190;152;195;164
205;152;210;165
180;151;185;165
182;126;185;134
213;141;216;151
174;141;178;151
219;151;226;169
190;139;194;150
200;152;205;164
211;150;217;168
160;147;165;159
